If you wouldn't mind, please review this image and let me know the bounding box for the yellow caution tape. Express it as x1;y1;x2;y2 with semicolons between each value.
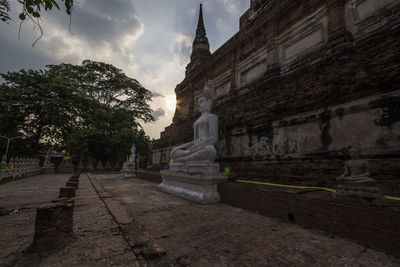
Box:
236;179;400;201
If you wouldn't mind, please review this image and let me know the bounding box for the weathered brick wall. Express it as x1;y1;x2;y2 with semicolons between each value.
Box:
219;182;400;258
154;0;400;195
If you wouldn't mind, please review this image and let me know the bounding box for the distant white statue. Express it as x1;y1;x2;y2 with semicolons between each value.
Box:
43;148;55;174
118;143;136;179
129;144;136;163
44;148;51;164
171;81;218;162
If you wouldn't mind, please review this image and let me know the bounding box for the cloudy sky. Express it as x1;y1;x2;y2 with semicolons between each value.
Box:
0;0;249;139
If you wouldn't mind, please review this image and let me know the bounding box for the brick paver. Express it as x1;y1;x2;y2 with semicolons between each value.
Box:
96;174;400;266
1;173;399;266
0;173;138;266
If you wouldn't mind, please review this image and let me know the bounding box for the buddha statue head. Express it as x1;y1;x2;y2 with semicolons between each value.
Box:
198;81;212;113
348;146;360;159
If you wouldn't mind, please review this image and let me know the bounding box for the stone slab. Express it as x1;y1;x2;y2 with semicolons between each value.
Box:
104;198;133;224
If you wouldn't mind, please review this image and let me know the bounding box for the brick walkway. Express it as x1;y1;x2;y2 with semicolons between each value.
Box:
0;173;399;266
0;173;139;266
96;173;400;266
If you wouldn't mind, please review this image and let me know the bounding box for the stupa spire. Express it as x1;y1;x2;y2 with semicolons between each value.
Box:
192;4;210;56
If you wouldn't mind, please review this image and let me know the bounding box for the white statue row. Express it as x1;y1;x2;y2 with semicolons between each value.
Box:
1;157;42;178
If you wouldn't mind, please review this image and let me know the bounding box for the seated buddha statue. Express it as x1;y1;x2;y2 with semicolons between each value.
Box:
171;82;218;162
337;146;375;185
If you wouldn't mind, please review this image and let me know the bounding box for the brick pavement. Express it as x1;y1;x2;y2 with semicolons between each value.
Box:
0;173;139;266
1;173;399;266
95;174;400;266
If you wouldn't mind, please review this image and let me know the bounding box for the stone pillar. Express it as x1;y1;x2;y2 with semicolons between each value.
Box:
69;177;79;184
66;181;78;189
29;202;73;252
59;187;76;198
69;173;80;183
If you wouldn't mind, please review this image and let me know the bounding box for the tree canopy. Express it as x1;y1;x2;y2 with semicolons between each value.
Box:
0;60;154;167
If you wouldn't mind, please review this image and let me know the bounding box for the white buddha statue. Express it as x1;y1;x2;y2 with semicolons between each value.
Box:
160;82;226;204
118;143;136;179
337;146;375;185
171;81;218;162
129;144;136;163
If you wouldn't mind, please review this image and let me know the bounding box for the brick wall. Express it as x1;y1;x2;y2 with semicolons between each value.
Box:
218;182;400;258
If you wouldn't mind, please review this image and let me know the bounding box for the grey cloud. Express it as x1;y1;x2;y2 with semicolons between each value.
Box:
152;108;166;121
69;11;141;49
173;34;192;67
175;44;191;66
80;0;136;18
44;0;142;50
0;31;56;74
151;92;164;98
41;35;80;64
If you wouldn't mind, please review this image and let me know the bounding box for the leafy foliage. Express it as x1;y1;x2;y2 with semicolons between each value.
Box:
0;60;154;167
1;0;74;46
0;0;10;22
0;0;73;22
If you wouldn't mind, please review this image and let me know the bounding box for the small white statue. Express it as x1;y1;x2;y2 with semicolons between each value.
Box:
171;81;218;162
129;144;136;163
118;143;136;179
44;148;51;164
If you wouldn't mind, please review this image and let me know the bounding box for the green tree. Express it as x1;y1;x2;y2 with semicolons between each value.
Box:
0;60;154;167
78;60;154;123
0;68;79;154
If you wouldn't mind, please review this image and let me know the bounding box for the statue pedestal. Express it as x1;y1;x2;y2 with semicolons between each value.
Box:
333;182;390;206
159;162;226;204
118;162;136;179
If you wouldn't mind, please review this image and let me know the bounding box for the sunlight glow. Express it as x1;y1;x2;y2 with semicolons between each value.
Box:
166;95;177;111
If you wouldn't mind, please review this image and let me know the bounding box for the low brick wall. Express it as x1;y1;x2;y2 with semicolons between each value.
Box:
138;170;162;183
218;182;400;258
0;168;43;185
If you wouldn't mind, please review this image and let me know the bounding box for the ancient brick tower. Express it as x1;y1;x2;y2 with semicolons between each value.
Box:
153;0;400;196
186;4;211;75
